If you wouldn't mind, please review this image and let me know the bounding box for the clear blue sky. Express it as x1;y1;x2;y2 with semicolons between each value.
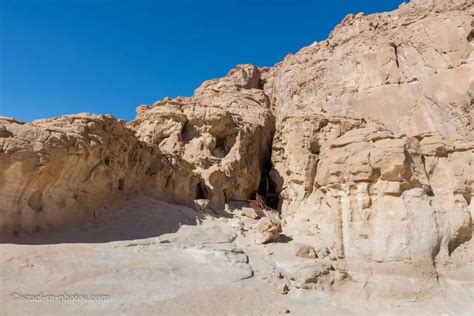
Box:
0;0;406;122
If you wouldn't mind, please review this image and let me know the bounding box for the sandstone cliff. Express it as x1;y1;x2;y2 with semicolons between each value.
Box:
0;115;152;234
0;0;472;301
129;64;274;211
263;0;473;139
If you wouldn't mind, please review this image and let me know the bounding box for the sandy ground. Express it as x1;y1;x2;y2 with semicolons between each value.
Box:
1;196;473;315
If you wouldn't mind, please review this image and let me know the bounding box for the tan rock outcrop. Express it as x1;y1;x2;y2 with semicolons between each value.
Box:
0;114;152;235
263;0;473;139
271;112;473;296
0;66;275;234
130;64;274;211
258;0;473;296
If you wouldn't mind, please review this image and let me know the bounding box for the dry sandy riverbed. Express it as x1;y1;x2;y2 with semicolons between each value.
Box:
1;196;472;315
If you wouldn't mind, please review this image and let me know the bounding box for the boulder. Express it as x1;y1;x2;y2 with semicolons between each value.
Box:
294;244;317;259
255;214;282;244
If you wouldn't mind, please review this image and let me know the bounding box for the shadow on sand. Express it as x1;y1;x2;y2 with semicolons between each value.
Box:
1;196;204;245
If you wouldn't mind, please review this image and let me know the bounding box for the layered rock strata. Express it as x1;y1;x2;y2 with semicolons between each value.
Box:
0;115;152;234
263;0;473;139
271;113;473;296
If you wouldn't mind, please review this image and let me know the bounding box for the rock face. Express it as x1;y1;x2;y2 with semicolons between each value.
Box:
263;0;473;139
271;113;473;295
0;114;151;235
129;64;274;211
0;0;472;302
0;66;275;233
263;0;473;296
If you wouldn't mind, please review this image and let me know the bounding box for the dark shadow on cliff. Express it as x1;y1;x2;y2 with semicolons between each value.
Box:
0;196;204;245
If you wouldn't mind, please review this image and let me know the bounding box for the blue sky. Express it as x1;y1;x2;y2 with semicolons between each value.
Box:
0;0;406;122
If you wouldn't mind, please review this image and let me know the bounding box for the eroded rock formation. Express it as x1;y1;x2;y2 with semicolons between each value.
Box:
271;113;473;296
263;0;473;139
129;64;274;211
0;115;152;234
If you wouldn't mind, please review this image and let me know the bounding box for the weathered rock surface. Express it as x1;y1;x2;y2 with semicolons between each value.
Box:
294;243;318;259
263;0;473;139
130;64;274;211
0;66;275;232
271;112;473;296
261;0;474;297
0;114;152;235
255;214;282;244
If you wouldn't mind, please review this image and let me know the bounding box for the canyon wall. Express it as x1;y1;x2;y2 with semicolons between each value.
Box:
0;65;275;233
0;115;152;234
271;114;473;295
129;64;274;211
263;0;473;139
264;0;473;294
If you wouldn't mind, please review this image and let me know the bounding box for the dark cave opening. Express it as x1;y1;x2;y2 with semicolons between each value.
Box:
195;181;208;200
257;151;280;211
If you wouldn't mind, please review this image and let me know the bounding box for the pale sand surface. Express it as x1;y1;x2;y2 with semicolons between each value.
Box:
1;196;472;315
